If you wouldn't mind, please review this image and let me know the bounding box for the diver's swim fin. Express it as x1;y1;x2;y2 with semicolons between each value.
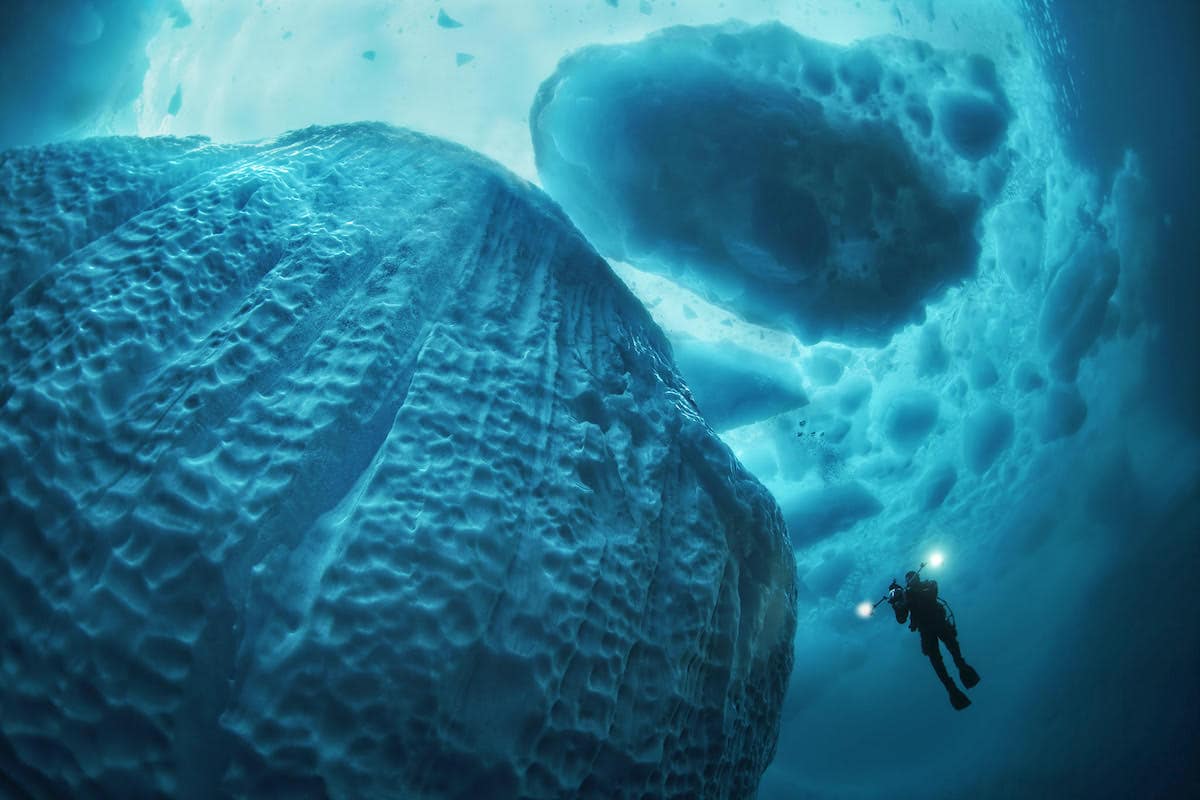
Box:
958;664;980;689
948;687;971;710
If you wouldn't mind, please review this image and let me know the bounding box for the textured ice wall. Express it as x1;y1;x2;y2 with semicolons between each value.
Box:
0;134;251;307
0;123;797;799
531;21;1013;345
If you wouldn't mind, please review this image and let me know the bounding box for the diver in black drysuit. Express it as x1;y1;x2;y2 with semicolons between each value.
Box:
891;570;981;710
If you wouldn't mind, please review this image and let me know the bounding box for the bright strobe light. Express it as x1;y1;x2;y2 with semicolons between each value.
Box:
929;551;945;568
855;601;873;619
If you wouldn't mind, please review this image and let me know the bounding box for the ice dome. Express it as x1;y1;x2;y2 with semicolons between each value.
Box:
1;1;1197;798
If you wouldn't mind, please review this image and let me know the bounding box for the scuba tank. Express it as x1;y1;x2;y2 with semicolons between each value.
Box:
939;598;957;631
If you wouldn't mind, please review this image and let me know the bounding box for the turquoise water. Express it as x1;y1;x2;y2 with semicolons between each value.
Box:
1;2;1196;797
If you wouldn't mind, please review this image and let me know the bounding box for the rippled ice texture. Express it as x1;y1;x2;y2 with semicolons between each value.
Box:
0;123;796;799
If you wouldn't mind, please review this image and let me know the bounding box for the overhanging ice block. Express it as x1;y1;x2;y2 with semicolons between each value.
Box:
532;22;1013;345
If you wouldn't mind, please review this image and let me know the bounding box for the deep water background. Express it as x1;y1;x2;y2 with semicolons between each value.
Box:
758;4;1199;797
1;1;1198;798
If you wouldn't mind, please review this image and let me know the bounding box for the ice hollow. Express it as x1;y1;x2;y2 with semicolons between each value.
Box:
531;21;1012;345
0;123;797;799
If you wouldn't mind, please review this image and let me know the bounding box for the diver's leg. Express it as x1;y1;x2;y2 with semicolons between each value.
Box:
942;627;965;665
923;630;970;710
940;625;980;689
923;632;954;687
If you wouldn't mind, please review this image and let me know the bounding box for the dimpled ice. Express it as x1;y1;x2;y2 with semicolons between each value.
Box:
531;21;1014;345
0;123;796;799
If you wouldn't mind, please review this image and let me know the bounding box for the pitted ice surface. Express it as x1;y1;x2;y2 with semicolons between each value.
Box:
0;123;797;799
531;22;1014;345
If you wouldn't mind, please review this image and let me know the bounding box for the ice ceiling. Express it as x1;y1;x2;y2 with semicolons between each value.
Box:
3;0;1198;797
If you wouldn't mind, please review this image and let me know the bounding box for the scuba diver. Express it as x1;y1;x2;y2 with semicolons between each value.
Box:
888;569;980;710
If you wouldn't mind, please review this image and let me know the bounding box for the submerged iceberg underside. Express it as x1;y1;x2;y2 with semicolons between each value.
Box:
532;22;1013;345
0;124;797;799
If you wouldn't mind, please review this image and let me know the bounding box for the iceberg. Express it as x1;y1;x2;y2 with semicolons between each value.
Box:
531;22;1013;345
0;123;796;798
